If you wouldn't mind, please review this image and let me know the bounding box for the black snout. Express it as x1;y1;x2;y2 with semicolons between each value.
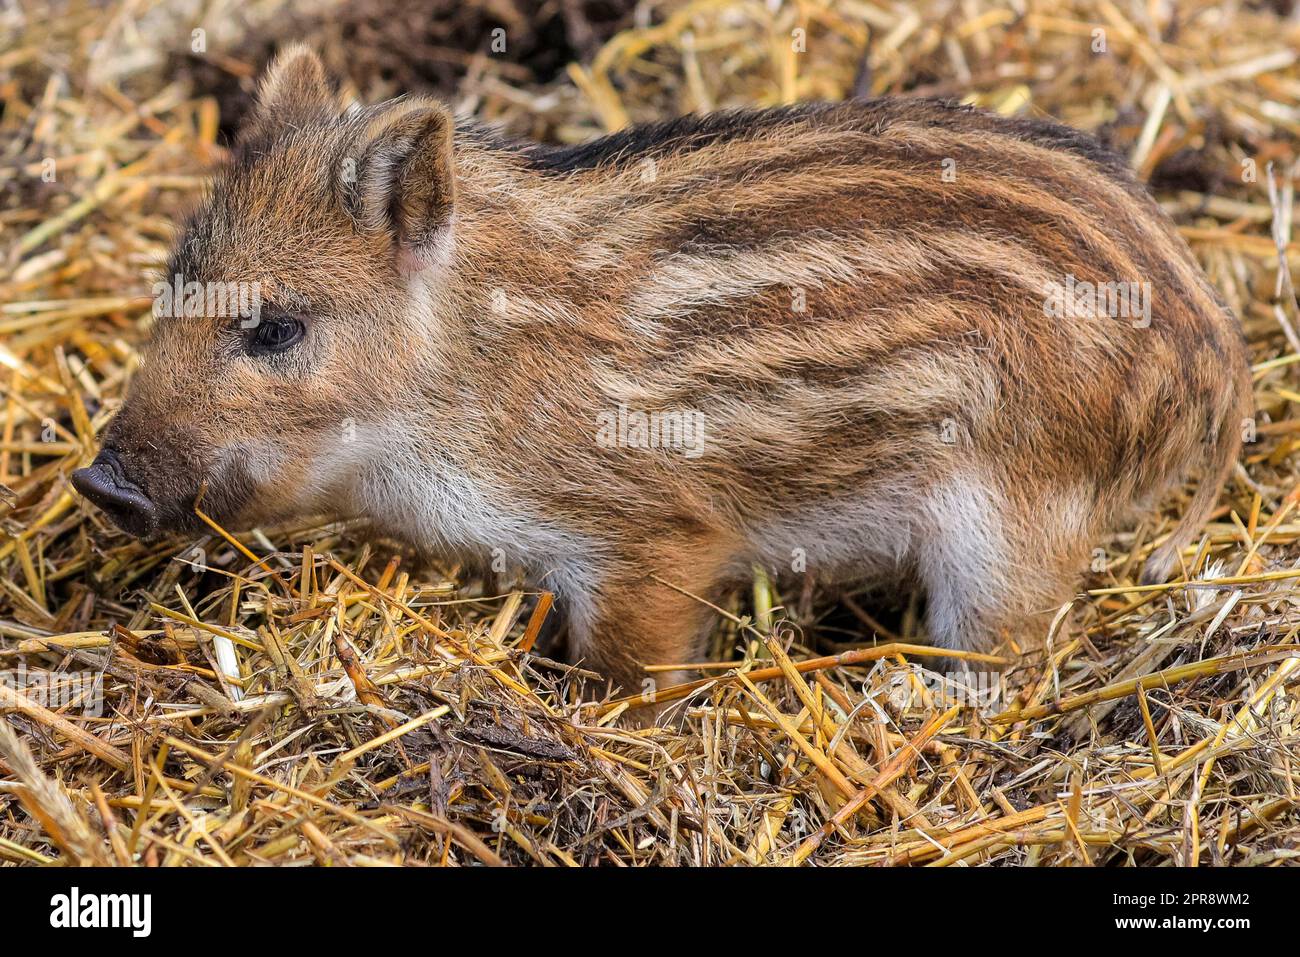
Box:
71;449;158;537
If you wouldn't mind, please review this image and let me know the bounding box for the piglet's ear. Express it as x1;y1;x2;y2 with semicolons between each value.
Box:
245;44;337;136
344;99;456;274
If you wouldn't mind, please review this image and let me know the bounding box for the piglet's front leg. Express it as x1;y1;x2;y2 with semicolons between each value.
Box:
568;540;734;707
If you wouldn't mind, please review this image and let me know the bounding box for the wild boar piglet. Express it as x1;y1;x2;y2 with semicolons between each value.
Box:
73;46;1251;695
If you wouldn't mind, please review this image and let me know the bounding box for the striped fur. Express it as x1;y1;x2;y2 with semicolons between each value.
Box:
93;47;1251;695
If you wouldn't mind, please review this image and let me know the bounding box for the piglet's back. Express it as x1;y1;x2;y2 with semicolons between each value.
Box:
460;98;1249;567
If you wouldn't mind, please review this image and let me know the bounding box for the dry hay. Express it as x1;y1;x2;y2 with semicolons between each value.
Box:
2;0;1300;867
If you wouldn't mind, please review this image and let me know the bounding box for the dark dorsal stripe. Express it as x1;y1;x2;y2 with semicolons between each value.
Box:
459;97;1137;189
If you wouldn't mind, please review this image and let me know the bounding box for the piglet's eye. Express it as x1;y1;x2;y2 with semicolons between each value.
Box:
248;315;305;356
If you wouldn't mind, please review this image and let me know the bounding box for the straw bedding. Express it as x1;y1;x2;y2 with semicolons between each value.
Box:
1;0;1299;866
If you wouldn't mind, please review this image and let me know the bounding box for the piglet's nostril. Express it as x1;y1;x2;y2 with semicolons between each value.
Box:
95;446;122;477
71;450;159;538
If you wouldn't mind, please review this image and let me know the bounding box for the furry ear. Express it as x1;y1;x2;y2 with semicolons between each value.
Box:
242;44;337;140
343;99;456;274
